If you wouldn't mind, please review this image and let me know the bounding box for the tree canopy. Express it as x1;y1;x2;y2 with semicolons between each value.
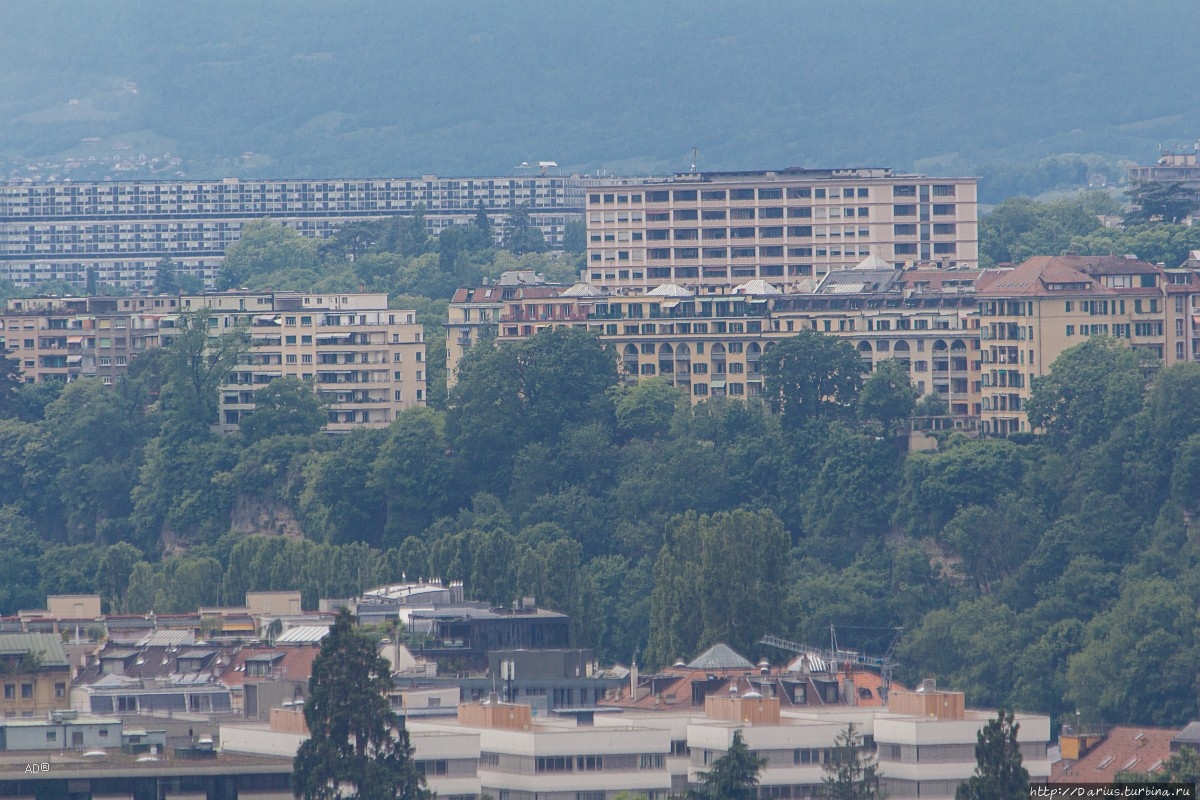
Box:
690;729;765;800
822;723;884;800
294;609;431;800
955;710;1029;800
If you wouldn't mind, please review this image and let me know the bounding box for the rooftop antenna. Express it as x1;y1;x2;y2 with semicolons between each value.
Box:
691;146;699;174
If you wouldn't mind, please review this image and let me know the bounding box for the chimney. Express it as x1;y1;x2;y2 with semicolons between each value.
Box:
630;651;640;700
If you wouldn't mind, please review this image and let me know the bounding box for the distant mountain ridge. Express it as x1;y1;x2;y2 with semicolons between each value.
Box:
1;1;1198;181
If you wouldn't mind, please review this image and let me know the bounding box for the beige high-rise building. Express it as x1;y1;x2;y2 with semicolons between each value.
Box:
975;254;1168;436
584;168;978;295
179;291;426;433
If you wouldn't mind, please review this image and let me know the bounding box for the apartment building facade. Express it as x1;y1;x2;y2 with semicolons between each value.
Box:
447;263;983;414
975;254;1168;435
0;634;72;717
178;291;426;432
584;168;978;294
0;174;623;289
0;294;180;384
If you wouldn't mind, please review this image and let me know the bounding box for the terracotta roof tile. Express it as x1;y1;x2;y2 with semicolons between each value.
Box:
1051;726;1178;783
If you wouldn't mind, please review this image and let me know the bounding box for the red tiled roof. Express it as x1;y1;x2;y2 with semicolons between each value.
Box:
219;646;318;688
1051;726;1178;783
603;666;888;711
977;255;1161;298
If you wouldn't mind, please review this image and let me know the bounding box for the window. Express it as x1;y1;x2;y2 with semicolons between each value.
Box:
702;209;726;220
647;190;669;203
54;683;65;698
759;188;783;200
893;185;917;197
673;209;698;221
788;207;812;218
673;189;697;202
701;190;727;201
932;204;955;215
536;756;572;772
933;223;956;235
893;205;917;216
21;684;32;699
731;188;755;200
46;731;56;742
894;224;917;235
933;184;956;197
3;685;13;699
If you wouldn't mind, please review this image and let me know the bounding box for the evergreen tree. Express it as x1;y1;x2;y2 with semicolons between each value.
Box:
955;710;1029;800
467;200;494;250
690;729;765;800
822;723;884;800
153;257;181;295
395;204;432;257
294;609;431;800
502;202;547;255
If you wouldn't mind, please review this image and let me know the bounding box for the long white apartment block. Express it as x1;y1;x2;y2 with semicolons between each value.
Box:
0;174;634;289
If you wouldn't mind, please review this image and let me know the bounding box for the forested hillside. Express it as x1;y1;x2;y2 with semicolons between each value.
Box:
3;306;1200;729
2;2;1198;185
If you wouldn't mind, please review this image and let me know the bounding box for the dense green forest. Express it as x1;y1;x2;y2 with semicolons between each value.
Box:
2;2;1198;187
4;192;1200;733
3;314;1200;731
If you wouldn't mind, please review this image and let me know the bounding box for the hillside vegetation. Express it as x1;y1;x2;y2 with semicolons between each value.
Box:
2;2;1198;187
3;309;1200;729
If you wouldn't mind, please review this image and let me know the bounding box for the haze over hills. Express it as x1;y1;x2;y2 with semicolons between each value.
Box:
1;1;1199;182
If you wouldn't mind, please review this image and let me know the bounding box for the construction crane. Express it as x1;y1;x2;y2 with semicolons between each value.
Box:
760;625;902;700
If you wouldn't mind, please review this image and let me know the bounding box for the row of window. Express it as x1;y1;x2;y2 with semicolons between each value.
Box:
643;246;880;260
629;184;956;205
531;754;666;773
645;224;881;241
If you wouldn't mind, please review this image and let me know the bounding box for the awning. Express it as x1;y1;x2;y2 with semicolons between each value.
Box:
710;379;726;388
66;355;83;364
67;336;83;344
658;298;682;310
747;377;763;383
